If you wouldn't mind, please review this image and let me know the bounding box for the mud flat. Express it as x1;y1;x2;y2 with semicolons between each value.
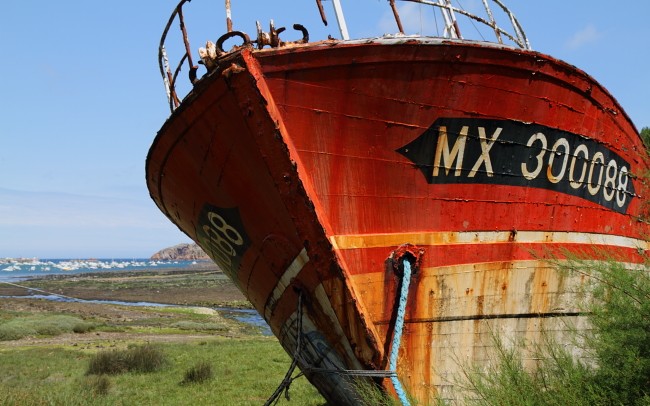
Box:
0;266;248;307
0;267;266;349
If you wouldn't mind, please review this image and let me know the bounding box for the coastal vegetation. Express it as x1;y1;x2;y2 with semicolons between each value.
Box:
0;269;325;406
0;269;324;404
0;339;324;405
0;314;95;341
4;256;650;404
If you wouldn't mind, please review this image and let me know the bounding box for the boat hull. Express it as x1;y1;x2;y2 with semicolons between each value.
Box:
147;38;649;403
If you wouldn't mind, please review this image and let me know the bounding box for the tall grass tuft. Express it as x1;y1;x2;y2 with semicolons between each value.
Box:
84;374;111;396
86;344;167;375
180;361;213;385
352;378;402;406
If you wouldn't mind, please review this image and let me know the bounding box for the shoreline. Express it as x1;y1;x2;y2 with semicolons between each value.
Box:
0;267;266;348
0;266;249;308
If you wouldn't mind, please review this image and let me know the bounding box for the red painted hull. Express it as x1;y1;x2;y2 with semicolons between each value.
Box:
147;39;649;404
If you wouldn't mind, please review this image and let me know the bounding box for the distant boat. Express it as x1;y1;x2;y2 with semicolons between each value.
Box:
2;265;20;272
146;1;650;404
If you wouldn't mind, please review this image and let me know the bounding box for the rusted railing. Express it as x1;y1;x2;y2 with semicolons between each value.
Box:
158;0;195;112
394;0;531;50
159;0;531;113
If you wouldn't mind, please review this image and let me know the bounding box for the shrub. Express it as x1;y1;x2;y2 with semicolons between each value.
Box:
86;350;129;375
127;344;167;373
579;260;650;405
86;344;167;375
181;361;213;385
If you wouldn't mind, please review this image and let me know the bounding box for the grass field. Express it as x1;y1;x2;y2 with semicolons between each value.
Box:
0;270;326;405
0;338;325;405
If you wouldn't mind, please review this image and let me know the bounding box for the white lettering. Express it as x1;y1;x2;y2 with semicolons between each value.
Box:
569;144;589;189
547;138;570;184
522;132;547;180
587;152;605;195
616;166;629;207
433;126;467;176
603;160;618;201
468;127;502;177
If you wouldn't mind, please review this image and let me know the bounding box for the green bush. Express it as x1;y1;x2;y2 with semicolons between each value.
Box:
86;344;167;375
580;260;650;405
180;361;213;385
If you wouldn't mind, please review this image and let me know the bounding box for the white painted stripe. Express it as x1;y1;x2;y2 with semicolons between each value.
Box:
264;248;309;322
329;230;649;251
313;284;364;370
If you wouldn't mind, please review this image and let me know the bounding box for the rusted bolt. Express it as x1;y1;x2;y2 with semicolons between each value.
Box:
389;243;424;276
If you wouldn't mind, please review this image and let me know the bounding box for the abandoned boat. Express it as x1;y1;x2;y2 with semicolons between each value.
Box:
146;1;649;403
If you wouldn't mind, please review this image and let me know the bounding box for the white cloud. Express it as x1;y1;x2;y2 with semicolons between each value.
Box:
565;24;602;50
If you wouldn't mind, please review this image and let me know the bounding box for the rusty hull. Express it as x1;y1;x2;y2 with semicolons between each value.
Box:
147;38;649;404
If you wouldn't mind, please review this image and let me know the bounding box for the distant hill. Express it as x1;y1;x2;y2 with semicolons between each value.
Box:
150;243;210;260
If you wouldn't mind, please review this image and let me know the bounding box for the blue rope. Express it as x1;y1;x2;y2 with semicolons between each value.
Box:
389;260;412;406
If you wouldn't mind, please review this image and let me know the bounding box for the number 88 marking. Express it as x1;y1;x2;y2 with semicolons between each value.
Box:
202;212;244;267
208;212;244;246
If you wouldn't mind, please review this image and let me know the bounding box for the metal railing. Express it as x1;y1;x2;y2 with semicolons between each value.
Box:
392;0;531;50
159;0;531;113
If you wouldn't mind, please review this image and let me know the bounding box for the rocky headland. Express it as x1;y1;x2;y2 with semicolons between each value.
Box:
150;243;210;261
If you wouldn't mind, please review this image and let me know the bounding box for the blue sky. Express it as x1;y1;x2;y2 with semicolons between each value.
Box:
1;1;648;258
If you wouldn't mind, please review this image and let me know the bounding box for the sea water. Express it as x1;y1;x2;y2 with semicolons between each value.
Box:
0;258;202;282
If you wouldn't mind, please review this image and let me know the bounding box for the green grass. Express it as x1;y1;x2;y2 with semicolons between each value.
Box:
21;271;233;293
0;302;255;339
0;314;95;340
171;320;228;331
0;338;325;405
